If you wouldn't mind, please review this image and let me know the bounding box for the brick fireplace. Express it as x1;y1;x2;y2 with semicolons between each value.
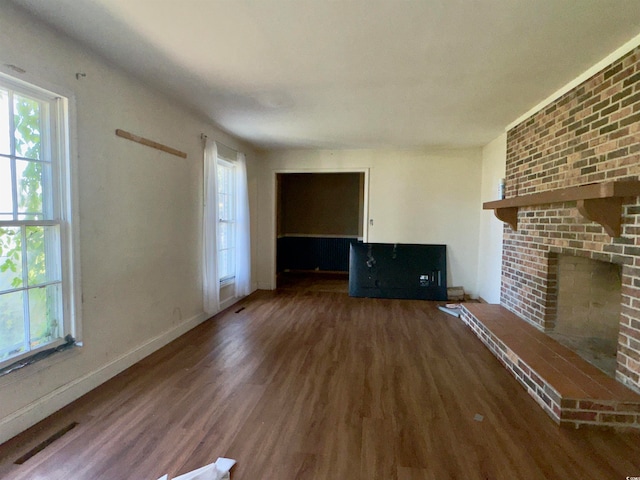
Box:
501;45;640;394
462;45;640;429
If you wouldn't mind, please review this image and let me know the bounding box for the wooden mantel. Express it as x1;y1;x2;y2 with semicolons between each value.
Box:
483;180;640;237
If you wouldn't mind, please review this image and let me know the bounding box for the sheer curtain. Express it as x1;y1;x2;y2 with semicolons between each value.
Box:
202;139;220;315
234;152;252;297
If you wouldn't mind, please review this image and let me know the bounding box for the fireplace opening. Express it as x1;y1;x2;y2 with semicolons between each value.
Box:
548;255;622;377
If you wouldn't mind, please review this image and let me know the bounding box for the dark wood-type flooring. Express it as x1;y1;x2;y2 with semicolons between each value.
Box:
1;275;640;479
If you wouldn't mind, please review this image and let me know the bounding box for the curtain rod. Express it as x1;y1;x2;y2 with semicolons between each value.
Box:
200;133;237;154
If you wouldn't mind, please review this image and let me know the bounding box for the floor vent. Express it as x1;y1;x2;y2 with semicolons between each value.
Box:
235;307;246;313
14;422;79;465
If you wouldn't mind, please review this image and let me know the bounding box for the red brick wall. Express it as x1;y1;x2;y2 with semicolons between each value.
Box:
503;46;640;392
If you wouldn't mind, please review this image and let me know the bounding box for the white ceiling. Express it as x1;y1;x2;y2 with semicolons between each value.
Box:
10;0;640;150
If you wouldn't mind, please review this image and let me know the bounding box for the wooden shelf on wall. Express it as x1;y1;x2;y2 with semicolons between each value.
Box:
483;180;640;237
115;129;187;158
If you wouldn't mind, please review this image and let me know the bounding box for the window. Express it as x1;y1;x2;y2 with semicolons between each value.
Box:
217;159;235;283
0;74;77;368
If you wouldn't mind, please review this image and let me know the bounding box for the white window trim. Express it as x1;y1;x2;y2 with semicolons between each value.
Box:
0;70;81;372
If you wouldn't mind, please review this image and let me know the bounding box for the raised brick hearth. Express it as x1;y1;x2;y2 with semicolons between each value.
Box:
468;45;640;429
462;304;640;429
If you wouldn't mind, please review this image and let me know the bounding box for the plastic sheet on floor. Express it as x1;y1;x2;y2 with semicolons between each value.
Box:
157;457;236;480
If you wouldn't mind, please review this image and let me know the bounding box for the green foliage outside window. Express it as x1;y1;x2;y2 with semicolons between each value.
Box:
0;93;58;359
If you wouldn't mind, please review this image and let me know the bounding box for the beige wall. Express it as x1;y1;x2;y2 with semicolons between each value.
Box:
0;4;257;444
476;134;506;303
279;173;362;237
256;148;483;295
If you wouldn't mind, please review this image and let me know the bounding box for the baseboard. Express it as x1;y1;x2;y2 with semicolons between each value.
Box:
219;289;259;312
256;280;275;290
219;295;239;311
0;311;207;445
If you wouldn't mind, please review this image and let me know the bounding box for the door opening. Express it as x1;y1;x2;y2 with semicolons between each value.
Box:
276;172;365;289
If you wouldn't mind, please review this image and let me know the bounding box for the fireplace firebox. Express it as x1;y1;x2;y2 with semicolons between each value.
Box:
548;254;622;377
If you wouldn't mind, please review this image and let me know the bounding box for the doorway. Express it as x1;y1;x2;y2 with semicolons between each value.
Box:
275;171;366;289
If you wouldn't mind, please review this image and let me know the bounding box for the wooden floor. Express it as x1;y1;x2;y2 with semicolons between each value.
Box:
276;271;349;293
1;277;640;479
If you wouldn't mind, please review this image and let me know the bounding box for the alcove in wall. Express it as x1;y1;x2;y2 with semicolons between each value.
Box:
276;172;365;280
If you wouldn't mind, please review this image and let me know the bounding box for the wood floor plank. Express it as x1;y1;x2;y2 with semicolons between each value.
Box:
397;466;433;480
360;417;397;480
1;278;640;480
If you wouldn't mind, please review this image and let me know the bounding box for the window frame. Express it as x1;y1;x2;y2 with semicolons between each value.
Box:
216;157;236;285
0;71;80;371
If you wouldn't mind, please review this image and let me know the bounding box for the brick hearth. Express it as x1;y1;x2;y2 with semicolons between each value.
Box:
462;304;640;429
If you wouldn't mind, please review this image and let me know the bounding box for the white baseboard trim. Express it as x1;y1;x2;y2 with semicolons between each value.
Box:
0;311;207;445
218;287;259;313
256;281;275;290
219;296;240;311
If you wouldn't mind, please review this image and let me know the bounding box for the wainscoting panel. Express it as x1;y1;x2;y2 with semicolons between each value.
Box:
277;236;357;272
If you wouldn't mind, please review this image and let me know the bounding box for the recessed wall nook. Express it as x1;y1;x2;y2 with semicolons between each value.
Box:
464;45;640;429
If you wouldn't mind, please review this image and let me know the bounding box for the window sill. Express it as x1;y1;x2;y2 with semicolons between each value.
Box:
0;344;82;387
220;277;235;288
